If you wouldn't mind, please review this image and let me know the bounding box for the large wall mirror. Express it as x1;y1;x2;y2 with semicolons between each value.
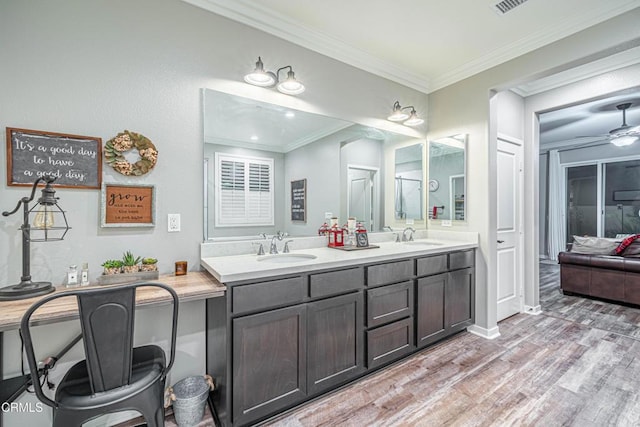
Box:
428;134;467;221
203;89;422;240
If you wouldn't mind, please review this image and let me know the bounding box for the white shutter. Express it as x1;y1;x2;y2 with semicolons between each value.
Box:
215;153;274;227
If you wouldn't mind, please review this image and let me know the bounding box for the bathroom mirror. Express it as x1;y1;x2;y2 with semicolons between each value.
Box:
394;143;424;220
428;134;467;221
203;89;421;240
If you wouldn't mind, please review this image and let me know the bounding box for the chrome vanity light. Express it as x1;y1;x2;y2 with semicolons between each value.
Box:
244;57;305;95
0;175;70;300
387;101;424;126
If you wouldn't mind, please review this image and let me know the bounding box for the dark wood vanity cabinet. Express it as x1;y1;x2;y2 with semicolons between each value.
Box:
307;292;365;394
232;305;307;426
416;250;475;348
207;250;475;426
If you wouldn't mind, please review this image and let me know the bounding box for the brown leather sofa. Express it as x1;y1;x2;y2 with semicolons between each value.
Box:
558;250;640;305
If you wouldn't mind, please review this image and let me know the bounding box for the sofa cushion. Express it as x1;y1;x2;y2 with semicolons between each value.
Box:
570;236;618;255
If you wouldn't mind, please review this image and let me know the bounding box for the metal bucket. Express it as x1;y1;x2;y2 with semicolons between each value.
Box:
169;375;214;427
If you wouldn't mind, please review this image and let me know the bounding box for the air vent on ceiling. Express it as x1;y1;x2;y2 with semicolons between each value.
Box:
492;0;529;15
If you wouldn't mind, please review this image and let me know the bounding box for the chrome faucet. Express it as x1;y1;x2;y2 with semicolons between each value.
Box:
269;231;288;254
402;227;416;242
283;240;293;253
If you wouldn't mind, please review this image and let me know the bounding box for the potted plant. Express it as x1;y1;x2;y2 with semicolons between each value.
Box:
101;260;123;275
122;251;141;274
140;257;158;272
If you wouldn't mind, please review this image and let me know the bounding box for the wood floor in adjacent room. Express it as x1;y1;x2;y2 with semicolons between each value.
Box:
265;263;640;427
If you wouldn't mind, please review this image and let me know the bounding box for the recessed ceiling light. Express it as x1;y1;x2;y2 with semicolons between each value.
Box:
250;135;259;141
285;111;295;118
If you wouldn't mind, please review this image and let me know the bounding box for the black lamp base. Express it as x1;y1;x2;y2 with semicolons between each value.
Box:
0;281;55;301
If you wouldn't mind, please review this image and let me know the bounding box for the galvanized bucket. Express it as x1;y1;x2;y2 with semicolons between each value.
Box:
168;375;215;427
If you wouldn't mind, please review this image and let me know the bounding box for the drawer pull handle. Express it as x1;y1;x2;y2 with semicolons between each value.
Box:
497;240;505;243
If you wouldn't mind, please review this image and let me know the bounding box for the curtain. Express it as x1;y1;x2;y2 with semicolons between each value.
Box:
547;149;566;261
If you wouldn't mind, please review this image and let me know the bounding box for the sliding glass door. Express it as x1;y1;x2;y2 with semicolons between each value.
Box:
566;164;597;243
565;159;640;242
604;159;640;237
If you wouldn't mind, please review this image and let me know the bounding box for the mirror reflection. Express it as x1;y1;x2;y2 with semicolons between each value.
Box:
428;134;467;221
203;89;422;240
394;144;423;220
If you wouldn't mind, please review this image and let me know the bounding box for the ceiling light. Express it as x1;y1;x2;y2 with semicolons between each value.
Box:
244;57;305;95
611;135;638;147
387;101;424;126
285;111;295;118
250;135;259;141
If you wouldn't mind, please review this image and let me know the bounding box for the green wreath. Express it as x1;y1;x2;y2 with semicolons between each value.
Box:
104;130;158;176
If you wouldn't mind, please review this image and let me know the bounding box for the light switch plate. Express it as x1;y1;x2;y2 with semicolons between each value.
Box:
325;212;333;219
406;218;414;225
441;220;452;227
168;214;181;232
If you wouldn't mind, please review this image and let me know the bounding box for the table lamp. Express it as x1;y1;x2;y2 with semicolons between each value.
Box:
0;176;70;300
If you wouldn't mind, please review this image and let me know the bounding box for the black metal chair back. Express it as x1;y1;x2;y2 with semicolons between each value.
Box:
20;282;178;426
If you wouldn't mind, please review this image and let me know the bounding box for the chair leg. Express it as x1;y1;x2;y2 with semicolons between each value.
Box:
134;381;166;427
53;408;86;427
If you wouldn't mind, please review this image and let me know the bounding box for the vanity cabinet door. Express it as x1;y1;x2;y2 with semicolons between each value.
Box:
416;273;447;348
447;267;474;332
232;305;307;426
307;292;365;395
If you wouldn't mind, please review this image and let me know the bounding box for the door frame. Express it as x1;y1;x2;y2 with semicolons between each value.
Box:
346;164;379;231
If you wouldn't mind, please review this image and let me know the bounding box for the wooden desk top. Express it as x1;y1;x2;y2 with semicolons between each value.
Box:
0;271;226;332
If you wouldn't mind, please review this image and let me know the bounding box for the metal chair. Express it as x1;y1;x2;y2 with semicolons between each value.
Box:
20;282;179;427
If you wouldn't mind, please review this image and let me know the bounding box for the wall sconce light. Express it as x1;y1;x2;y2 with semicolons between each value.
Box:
244;56;305;95
0;176;70;300
387;101;424;126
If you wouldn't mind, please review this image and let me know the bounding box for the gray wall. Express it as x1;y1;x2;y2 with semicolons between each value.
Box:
0;1;424;425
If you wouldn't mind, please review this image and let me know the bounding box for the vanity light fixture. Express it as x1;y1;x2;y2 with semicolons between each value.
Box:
0;175;70;300
244;56;305;95
387;101;424;126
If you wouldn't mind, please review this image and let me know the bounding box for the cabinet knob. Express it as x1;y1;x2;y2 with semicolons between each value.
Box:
497;240;505;243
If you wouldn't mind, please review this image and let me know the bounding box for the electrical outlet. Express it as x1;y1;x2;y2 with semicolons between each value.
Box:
406;218;414;225
168;214;181;232
441;220;452;227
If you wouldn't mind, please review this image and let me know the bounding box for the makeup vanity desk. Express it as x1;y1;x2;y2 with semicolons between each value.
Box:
0;271;225;427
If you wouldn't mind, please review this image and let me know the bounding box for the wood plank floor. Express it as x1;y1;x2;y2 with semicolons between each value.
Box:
264;263;640;427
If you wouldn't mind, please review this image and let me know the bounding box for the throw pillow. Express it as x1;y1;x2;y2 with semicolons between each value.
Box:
570;235;618;255
617;235;640;257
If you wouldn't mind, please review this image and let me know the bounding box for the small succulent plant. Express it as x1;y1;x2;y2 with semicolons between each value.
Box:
122;251;141;266
101;259;123;269
142;257;158;265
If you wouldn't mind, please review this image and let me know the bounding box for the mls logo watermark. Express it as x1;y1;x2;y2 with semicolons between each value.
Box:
1;402;44;413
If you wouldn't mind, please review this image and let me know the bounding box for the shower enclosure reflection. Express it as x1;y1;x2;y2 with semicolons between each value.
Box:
394;143;424;220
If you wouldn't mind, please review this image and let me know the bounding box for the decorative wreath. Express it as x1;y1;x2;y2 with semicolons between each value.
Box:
104;130;158;176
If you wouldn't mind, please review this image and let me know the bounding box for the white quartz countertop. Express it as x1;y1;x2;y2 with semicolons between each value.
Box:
201;237;478;283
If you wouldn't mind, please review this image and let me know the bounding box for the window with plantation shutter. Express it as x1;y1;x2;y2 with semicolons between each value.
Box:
215;153;274;227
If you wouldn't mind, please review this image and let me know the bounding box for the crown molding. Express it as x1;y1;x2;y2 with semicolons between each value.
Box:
511;46;640;97
184;0;638;94
430;2;640;92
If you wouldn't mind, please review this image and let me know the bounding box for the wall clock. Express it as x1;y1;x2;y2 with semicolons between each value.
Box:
428;179;439;192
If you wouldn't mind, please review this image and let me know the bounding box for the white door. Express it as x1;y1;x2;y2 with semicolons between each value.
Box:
496;135;524;321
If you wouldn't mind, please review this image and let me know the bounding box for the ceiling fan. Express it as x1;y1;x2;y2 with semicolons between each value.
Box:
587;103;640;147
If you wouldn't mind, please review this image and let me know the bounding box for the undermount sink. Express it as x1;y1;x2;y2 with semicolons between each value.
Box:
257;253;318;263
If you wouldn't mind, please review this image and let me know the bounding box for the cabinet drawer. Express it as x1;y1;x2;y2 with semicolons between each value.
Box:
366;317;414;369
449;250;474;270
367;281;413;328
232;276;305;314
416;254;448;277
310;267;364;299
367;259;413;287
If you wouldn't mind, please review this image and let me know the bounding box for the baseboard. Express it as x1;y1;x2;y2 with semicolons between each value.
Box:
467;324;501;339
524;305;542;315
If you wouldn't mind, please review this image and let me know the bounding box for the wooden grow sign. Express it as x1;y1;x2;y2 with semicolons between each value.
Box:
101;184;156;227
